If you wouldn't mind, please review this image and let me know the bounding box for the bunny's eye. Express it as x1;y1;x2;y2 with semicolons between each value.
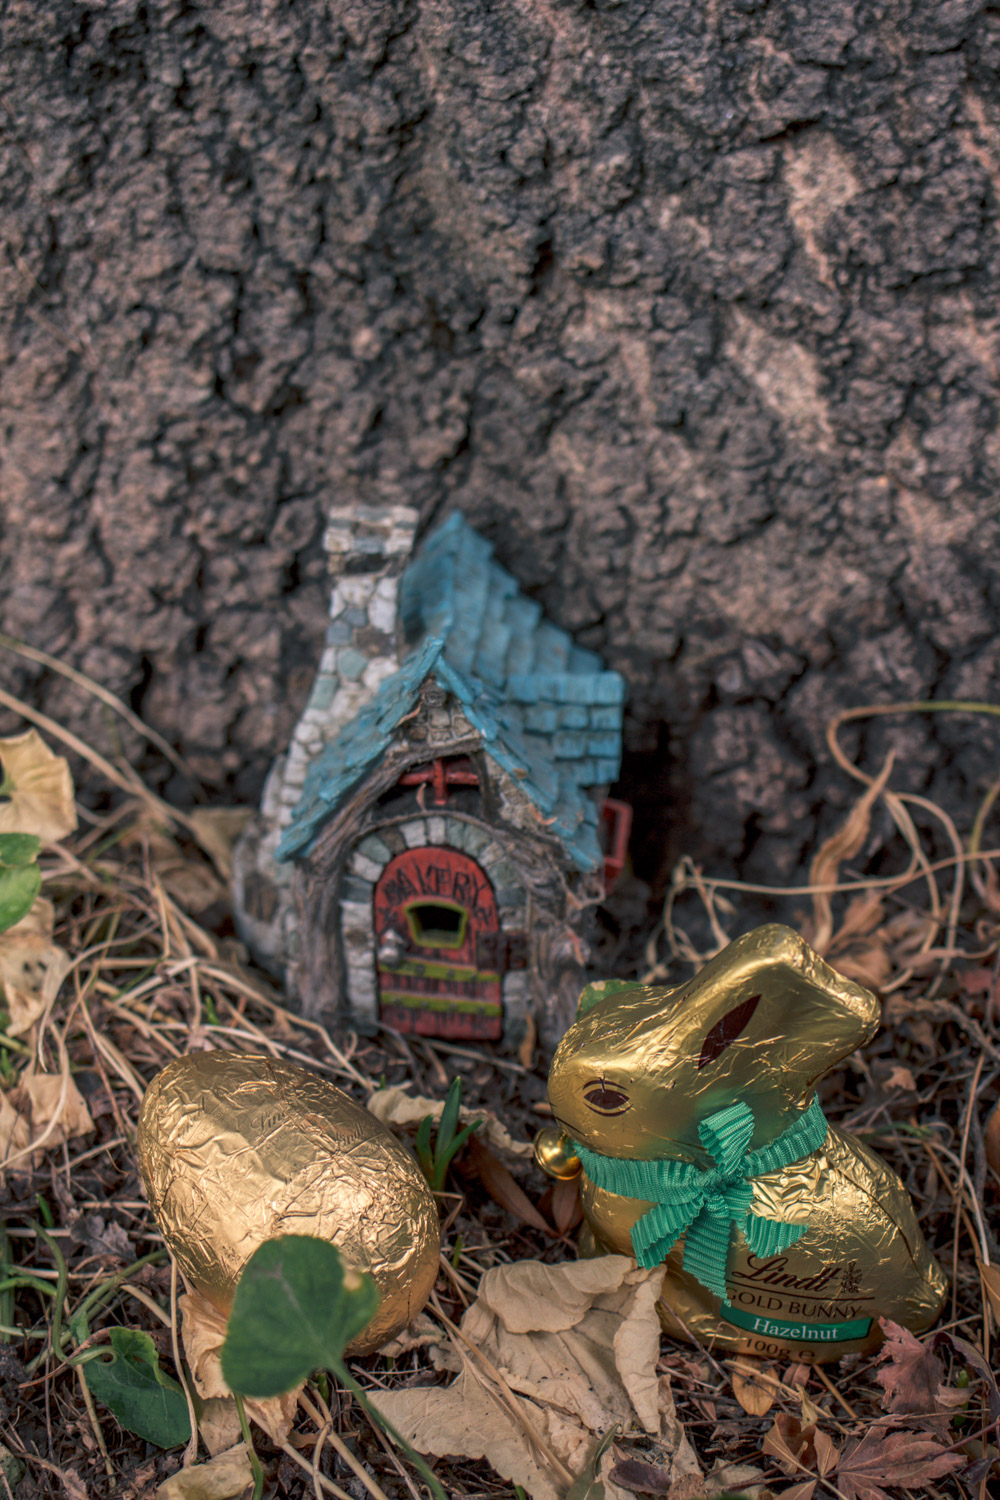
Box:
583;1079;631;1115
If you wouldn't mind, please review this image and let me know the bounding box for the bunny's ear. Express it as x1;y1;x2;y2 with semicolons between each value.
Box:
690;924;880;1084
698;992;762;1071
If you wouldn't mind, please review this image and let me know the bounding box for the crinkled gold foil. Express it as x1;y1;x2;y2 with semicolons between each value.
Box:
137;1052;440;1354
543;925;947;1360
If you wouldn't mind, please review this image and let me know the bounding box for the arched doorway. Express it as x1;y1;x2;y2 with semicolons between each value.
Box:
373;847;503;1040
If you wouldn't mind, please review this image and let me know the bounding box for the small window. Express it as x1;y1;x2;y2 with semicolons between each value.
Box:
405;901;469;950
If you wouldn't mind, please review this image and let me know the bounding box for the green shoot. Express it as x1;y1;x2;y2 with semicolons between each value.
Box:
415;1077;482;1193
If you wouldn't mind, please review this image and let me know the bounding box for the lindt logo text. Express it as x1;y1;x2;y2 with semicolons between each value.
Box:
735;1255;843;1293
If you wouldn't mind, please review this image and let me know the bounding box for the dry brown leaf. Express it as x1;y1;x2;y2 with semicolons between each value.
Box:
826;941;892;989
69;1212;133;1266
473;1255;637;1334
608;1457;671;1494
804;754;894;953
610;1270;663;1434
0;1093;30;1161
466;1260;662;1433
374;1369;569;1500
18;1069;94;1137
664;1478;703;1500
186;808;253;882
761;1413;819;1477
659;1374;703;1491
56;1469;88;1500
123;817;228;914
378;1312;442;1360
372;1257;700;1500
196;1400;243;1458
775;1484;816;1500
179;1289;300;1445
875;1319;948;1412
978;1260;1000;1331
874;1318;966;1437
835;1429;964;1500
367;1083;533;1160
465;1133;552;1234
155;1444;252;1500
729;1356;780;1417
811;1428;839;1479
825;895;895;986
799;1385;823;1429
611;1443;748;1499
878;1064;917;1094
550;1175;584;1236
704;1460;768;1498
1;1066;94;1174
881;907;938;964
830;891;886;945
0;896;70;1038
0;730;77;843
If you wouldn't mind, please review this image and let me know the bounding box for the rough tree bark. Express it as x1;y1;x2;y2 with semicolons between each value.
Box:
2;0;999;892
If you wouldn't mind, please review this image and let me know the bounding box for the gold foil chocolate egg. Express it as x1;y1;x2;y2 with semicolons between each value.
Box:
137;1051;440;1354
543;924;947;1361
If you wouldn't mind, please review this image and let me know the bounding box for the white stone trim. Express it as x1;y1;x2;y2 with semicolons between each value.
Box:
341;837;386;1025
399;818;430;848
369;578;398;632
500;971;533;1038
478;842;508;871
345;962;378;1023
349;851;383;883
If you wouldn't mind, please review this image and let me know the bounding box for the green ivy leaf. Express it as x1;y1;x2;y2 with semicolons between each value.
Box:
0;863;41;934
0;833;41;867
220;1236;380;1400
82;1327;192;1449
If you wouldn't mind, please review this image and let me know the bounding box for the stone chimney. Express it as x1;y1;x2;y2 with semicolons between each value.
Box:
233;501;419;973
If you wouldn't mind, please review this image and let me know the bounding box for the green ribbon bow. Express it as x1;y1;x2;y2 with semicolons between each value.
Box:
573;1094;828;1305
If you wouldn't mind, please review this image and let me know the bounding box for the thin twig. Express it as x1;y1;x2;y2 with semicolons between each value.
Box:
0;630;194;778
280;1440;355;1500
311;1418;332;1500
74;1361;115;1477
428;1294;574;1488
171;1256;200;1469
300;1389;393;1500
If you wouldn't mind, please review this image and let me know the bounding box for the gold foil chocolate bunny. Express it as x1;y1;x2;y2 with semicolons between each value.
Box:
537;925;946;1359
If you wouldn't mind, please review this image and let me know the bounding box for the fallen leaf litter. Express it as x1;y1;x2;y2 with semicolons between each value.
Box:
0;700;998;1498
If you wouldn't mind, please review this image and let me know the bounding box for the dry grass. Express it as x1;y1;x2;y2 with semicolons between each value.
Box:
1;691;999;1498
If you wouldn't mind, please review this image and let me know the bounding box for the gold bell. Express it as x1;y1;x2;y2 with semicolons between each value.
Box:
533;1126;582;1180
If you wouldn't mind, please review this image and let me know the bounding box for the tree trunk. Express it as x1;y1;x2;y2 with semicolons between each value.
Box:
3;0;999;891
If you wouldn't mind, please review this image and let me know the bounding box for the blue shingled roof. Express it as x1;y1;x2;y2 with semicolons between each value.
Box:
399;513;607;689
276;636;446;862
277;513;626;870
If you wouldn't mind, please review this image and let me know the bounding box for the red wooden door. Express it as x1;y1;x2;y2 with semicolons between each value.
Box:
373;847;503;1040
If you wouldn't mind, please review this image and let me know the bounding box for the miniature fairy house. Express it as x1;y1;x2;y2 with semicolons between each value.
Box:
233;507;628;1051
